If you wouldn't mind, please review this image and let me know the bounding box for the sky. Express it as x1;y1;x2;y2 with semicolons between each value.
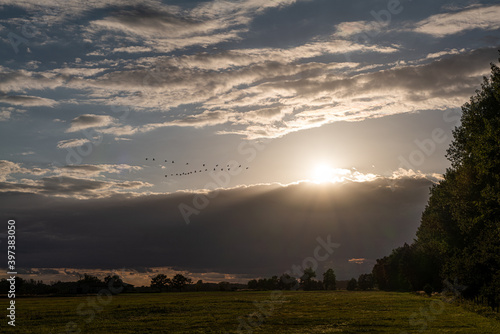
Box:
0;0;499;286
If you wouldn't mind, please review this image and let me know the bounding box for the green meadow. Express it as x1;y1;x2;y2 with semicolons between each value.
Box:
4;291;500;333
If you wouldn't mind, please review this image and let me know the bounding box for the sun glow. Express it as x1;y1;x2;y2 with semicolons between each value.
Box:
310;164;378;184
312;164;340;183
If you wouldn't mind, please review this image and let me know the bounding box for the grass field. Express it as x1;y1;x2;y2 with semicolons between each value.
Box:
3;291;500;333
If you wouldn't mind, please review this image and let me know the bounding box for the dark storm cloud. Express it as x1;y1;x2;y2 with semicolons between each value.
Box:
1;177;433;279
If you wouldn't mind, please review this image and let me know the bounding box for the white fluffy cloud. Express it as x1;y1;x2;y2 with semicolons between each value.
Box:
414;5;500;37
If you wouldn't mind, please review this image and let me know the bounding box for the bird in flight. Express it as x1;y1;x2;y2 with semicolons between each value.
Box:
146;155;251;180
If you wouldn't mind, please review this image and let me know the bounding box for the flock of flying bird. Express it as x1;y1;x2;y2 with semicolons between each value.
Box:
145;158;249;178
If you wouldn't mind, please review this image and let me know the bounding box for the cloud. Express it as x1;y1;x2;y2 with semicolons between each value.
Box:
334;20;387;38
0;109;11;121
66;114;116;133
57;138;91;148
334;5;500;39
0;161;145;198
86;0;303;53
0;160;51;181
425;48;466;60
390;168;444;184
309;168;378;184
151;39;394;71
348;258;366;265
1;46;494;141
413;5;500;37
0;176;152;199
56;164;142;177
2;266;252;286
98;125;139;136
0;160;25;181
111;46;153;53
50;67;108;77
18;151;35;156
99;48;497;139
0;69;64;93
0;94;57;107
163;110;230;128
90;5;205;38
0;2;497;142
0;176;434;279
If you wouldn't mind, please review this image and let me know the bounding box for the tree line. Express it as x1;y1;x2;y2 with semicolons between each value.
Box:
243;268;376;292
0;274;133;295
0;273;247;295
372;55;500;312
245;268;337;291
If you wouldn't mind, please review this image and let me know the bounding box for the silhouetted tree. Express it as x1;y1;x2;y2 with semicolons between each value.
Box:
77;274;104;293
247;279;258;290
357;274;374;291
150;274;169;292
300;267;316;291
171;274;191;291
195;280;205;291
218;281;231;291
104;274;125;294
347;278;357;291
323;269;336;290
279;273;298;290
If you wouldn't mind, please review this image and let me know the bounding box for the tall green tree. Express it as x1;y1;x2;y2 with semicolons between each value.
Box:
413;55;500;309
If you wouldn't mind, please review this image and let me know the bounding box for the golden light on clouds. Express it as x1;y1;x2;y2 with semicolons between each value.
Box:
310;164;377;184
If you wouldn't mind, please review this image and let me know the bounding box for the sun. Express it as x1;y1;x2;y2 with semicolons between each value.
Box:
311;164;335;183
310;164;357;183
310;164;379;184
